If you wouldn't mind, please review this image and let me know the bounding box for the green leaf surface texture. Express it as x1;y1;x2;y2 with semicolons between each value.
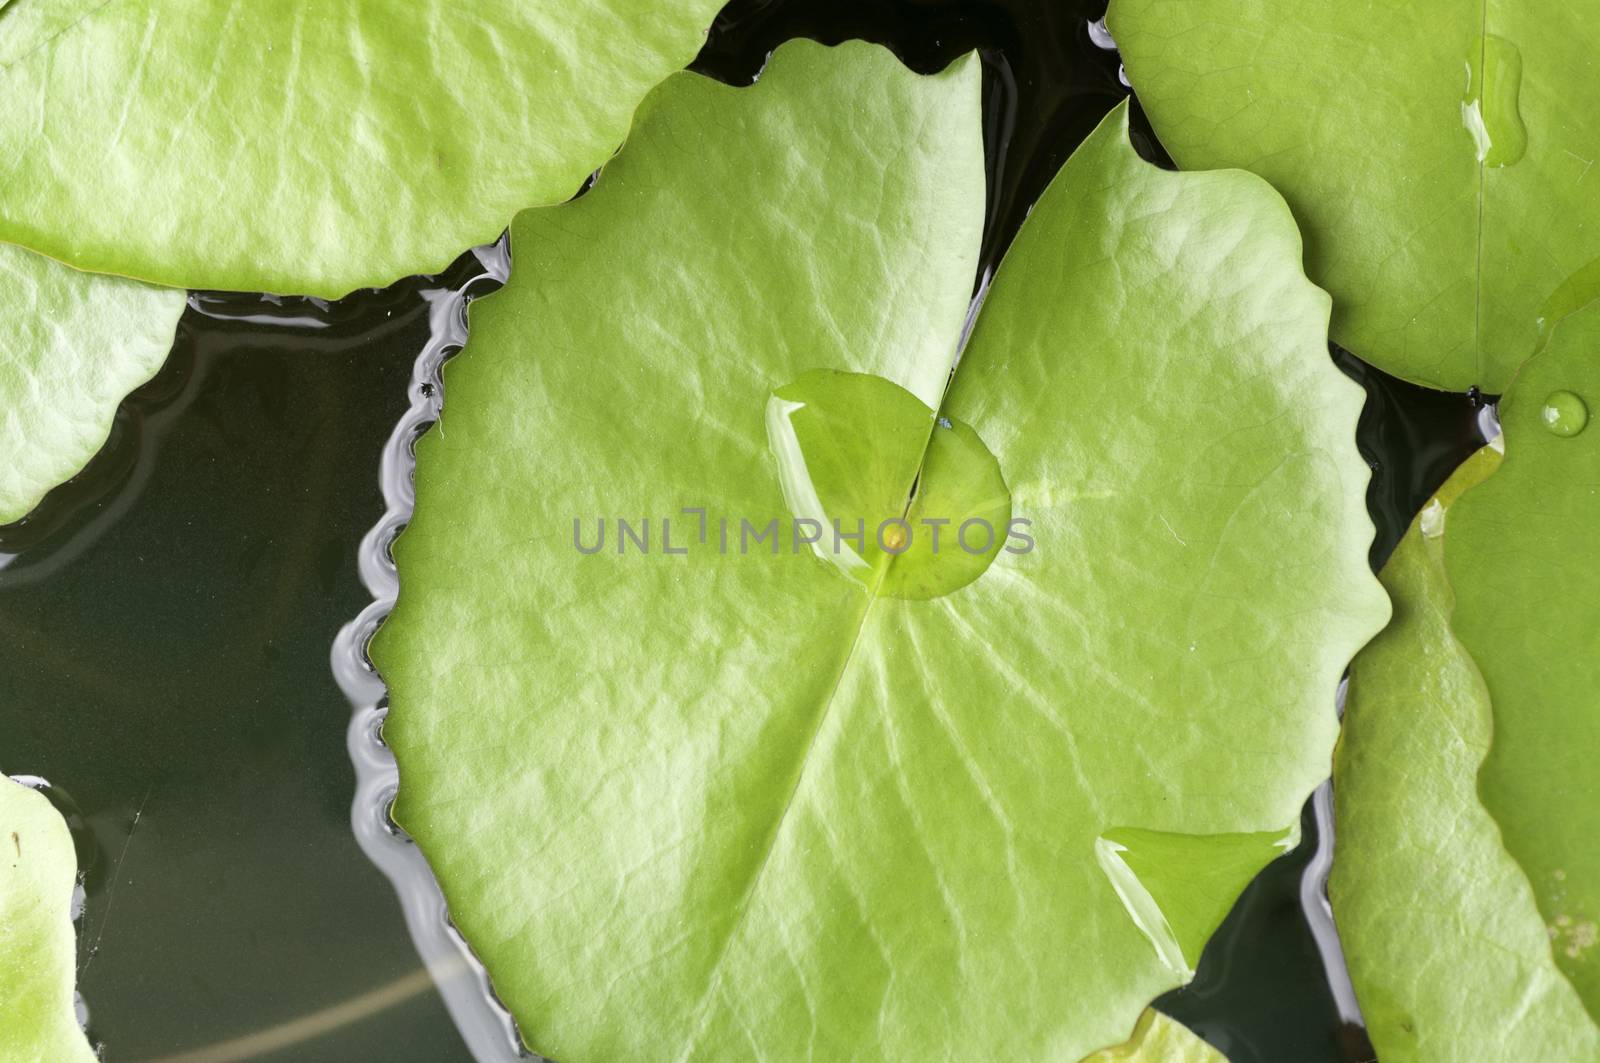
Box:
0;777;96;1063
373;40;1387;1060
1333;445;1600;1061
0;0;725;295
1448;300;1600;1021
1107;0;1600;391
0;240;185;524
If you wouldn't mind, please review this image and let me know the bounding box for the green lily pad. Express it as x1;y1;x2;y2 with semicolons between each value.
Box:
1;242;185;525
1106;0;1600;392
1079;1010;1225;1062
373;39;1386;1060
0;778;95;1062
1333;446;1600;1060
0;0;724;296
1448;300;1600;1018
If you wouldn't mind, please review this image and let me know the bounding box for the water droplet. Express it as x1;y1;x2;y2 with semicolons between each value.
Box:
1419;499;1446;538
1479;402;1505;449
1461;35;1527;168
1093;825;1297;980
1093;836;1191;978
1541;390;1588;437
1087;17;1117;51
767;370;1010;600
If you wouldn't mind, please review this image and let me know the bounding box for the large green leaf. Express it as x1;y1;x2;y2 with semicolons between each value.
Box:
0;777;95;1062
1333;446;1600;1060
1448;301;1600;1018
0;0;724;296
1;242;185;524
1106;0;1600;392
373;39;1386;1060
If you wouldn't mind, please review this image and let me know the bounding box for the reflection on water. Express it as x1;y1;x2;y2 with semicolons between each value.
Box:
334;238;529;1062
136;967;441;1063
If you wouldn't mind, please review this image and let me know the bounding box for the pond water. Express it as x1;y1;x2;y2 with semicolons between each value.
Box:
0;2;1489;1060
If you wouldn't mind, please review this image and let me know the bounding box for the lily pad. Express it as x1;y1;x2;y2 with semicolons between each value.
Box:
1;242;185;525
373;39;1385;1060
1107;0;1600;392
0;778;95;1062
1079;1010;1225;1062
0;0;725;296
1448;300;1600;1018
1333;446;1600;1060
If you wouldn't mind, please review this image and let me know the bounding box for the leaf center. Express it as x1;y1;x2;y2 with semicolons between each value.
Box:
765;368;1013;600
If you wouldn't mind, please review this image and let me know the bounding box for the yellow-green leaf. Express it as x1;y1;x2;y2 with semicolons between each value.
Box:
374;40;1385;1060
0;777;95;1063
1448;300;1600;1019
1;242;184;524
1108;0;1600;392
1334;446;1600;1059
0;0;725;295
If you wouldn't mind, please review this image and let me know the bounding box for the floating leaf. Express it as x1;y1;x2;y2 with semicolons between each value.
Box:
1107;0;1600;392
1333;447;1600;1059
1079;1009;1225;1062
373;40;1385;1059
0;778;95;1062
1;242;185;524
1447;301;1600;1018
0;1;724;296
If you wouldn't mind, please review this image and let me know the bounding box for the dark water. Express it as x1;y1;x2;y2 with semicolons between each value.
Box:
0;2;1487;1060
0;267;491;1061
